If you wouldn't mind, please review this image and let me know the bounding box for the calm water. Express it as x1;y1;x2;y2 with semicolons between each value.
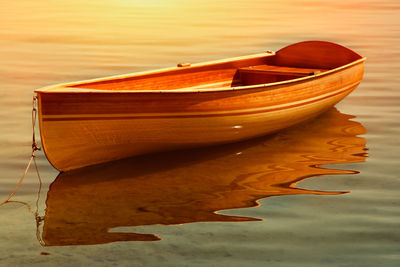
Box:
1;0;399;266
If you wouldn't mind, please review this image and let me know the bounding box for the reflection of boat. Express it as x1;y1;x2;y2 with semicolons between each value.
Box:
35;41;365;171
42;108;367;246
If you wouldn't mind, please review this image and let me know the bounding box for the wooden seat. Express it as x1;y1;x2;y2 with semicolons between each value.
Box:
239;65;328;77
237;65;329;86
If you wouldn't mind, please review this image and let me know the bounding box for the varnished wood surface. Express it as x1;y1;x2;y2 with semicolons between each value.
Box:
272;41;363;69
239;65;328;76
35;41;365;171
64;54;270;91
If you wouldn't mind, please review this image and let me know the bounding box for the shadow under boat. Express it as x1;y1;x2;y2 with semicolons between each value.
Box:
41;108;368;246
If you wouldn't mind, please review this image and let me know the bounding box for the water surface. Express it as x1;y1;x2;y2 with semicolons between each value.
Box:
1;0;399;266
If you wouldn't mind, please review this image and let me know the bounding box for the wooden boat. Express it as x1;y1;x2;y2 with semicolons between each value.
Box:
35;41;365;171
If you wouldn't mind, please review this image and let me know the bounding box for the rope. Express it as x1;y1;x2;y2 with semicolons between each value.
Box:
33;155;45;246
3;156;45;246
0;95;45;245
0;95;41;206
0;156;34;206
32;95;41;153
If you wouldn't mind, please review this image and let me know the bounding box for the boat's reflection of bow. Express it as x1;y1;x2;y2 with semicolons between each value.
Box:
42;108;367;246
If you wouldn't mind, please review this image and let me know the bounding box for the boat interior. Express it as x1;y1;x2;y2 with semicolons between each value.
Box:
64;58;331;91
62;41;362;92
65;60;328;90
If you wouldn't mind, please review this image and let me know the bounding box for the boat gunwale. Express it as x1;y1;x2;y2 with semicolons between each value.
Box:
34;56;366;95
35;52;271;93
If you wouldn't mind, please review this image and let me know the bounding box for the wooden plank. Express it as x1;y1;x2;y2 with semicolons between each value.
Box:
64;55;271;91
272;41;363;69
239;65;328;76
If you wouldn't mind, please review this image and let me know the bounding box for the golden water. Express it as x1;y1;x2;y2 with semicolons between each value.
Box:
1;0;399;266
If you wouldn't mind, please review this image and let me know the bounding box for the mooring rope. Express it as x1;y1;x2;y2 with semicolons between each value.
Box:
33;155;45;246
0;95;41;206
0;95;45;245
4;155;45;246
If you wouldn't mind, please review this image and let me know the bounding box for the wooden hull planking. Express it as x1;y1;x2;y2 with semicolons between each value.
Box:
35;41;365;171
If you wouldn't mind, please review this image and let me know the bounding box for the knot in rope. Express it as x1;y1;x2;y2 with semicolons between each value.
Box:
32;95;41;155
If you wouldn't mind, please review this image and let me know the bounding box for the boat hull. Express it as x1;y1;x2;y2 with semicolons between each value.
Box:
37;61;364;171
